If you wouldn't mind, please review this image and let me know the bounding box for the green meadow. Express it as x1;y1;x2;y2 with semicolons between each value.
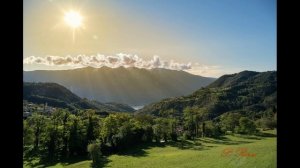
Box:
24;130;276;168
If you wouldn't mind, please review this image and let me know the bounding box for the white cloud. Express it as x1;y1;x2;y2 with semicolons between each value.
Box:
23;53;193;70
185;64;224;77
23;53;223;77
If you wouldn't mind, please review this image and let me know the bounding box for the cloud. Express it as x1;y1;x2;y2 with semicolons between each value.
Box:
23;53;223;77
185;64;224;77
23;53;193;71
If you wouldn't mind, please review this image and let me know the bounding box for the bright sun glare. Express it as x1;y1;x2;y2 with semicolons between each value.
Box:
64;11;83;28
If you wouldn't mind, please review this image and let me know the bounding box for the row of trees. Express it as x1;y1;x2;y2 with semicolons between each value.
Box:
23;109;179;161
24;106;276;164
181;107;276;139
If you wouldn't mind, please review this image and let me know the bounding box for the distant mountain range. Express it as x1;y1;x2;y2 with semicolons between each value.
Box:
23;67;215;106
137;71;277;119
23;82;135;112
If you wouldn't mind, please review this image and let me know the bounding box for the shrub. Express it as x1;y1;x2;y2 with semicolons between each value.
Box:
204;121;222;137
255;117;276;130
236;117;257;134
87;141;102;166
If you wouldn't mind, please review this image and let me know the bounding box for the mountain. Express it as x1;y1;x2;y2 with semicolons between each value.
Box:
136;71;277;119
23;67;215;106
207;71;260;88
23;82;135;112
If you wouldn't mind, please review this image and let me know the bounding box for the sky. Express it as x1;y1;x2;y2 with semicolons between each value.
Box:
23;0;276;77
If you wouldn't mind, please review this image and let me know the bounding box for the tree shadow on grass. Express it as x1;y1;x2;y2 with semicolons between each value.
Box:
116;142;166;157
165;132;276;152
90;157;111;168
166;140;205;150
117;137;248;154
116;140;210;157
61;156;89;165
238;135;263;140
26;156;86;168
23;156;55;168
198;137;252;145
24;154;110;168
234;133;276;140
256;132;277;137
23;143;166;167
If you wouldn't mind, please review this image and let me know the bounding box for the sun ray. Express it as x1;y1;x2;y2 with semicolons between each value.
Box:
63;10;83;43
64;10;83;28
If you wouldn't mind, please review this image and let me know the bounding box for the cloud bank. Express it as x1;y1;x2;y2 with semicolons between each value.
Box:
23;53;193;71
24;53;224;77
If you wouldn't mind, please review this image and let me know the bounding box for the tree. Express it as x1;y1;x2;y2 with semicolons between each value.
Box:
220;113;242;133
100;113;132;152
169;118;178;141
45;124;58;159
69;117;85;156
134;114;154;142
44;109;72;159
196;107;209;138
183;107;196;139
236;117;257;134
153;118;171;142
100;114;120;145
203;121;222;137
86;116;95;142
27;113;47;151
44;109;69;159
23;120;34;147
85;110;99;144
183;106;209;138
59;109;71;158
87;141;102;167
255;117;276;130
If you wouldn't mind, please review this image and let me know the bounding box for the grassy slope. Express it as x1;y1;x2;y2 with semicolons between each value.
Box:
24;130;276;168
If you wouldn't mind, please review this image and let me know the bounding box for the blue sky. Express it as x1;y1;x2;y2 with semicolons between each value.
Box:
24;0;276;77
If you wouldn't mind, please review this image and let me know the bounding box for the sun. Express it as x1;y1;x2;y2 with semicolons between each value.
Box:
64;10;83;29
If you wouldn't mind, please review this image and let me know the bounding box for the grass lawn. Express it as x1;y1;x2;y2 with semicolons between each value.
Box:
24;130;276;168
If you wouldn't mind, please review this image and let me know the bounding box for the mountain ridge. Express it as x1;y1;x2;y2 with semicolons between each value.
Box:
23;67;216;105
23;82;135;112
136;70;277;119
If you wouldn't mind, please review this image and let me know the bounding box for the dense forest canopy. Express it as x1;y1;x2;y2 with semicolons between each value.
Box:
137;71;277;120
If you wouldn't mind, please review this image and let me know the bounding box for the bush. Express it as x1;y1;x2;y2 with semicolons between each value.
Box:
220;112;242;133
87;141;102;166
255;117;276;130
204;121;222;137
236;117;257;135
